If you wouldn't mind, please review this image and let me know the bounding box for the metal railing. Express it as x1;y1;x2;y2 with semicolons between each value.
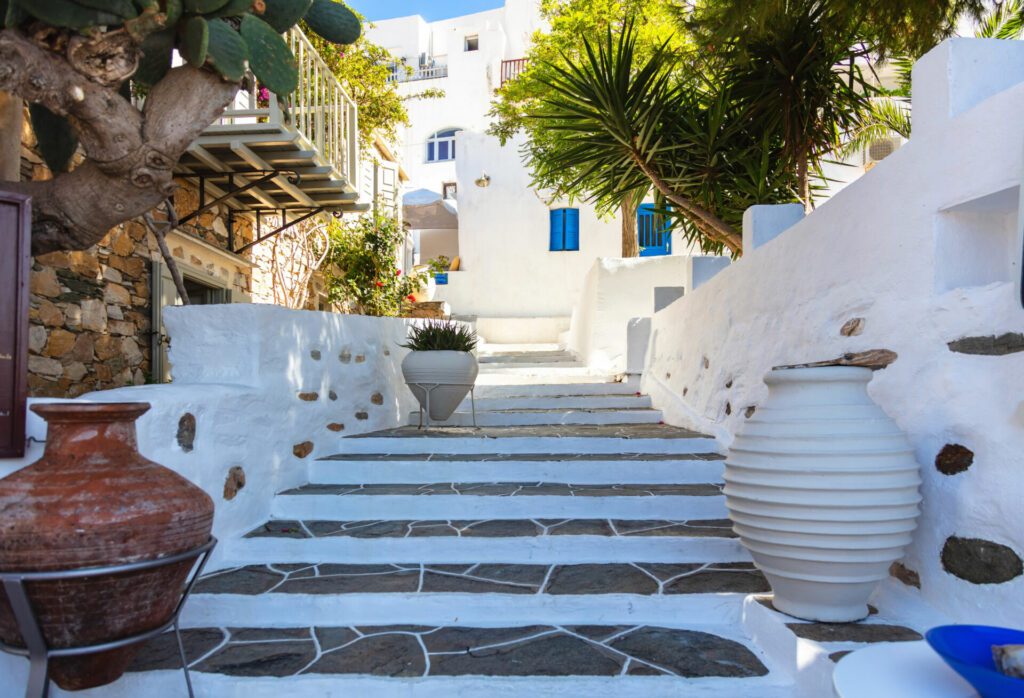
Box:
501;58;528;85
388;64;449;83
212;27;360;184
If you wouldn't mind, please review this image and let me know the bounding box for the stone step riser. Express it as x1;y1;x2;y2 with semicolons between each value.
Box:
408;410;664;428
308;459;724;485
465;395;654;410
271;495;727;521
474;381;641;399
475;374;622;386
220;537;748;566
182;592;751;630
336;436;720;455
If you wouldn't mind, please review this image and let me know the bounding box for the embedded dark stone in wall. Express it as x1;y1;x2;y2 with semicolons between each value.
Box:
293;441;314;459
682;387;687;396
725;380;733;389
935;444;974;476
371;393;384;406
840;318;865;337
327;423;345;432
223;466;246;501
177;413;196;453
744;406;756;419
355;355;366;364
298;392;319;402
702;356;710;369
724;403;732;416
355;411;369;421
942;536;1023;584
339;351;352;364
890;561;921;588
948;333;1024;356
310;350;321;361
328;391;338;401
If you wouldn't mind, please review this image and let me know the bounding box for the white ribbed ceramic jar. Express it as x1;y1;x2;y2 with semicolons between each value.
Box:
401;350;478;421
725;366;921;622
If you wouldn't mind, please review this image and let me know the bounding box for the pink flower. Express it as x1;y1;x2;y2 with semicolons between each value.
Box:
406;295;416;302
395;269;402;276
258;86;271;101
374;281;384;288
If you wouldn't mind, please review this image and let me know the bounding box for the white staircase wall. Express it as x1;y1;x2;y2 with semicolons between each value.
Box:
642;38;1024;628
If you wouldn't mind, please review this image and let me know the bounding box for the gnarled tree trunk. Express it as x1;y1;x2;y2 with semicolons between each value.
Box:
0;29;239;255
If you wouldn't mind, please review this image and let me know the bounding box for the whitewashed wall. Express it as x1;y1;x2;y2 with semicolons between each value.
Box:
642;39;1024;627
0;305;418;565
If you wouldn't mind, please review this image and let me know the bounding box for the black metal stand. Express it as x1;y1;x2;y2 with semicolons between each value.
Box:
1;537;217;698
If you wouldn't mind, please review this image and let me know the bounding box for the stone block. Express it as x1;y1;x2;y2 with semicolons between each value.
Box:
95;335;121;361
63;303;81;329
107;304;124;320
80;299;107;332
104;282;132;305
67;251;101;277
28;355;63;377
28;325;47;354
108;320;136;336
103;267;123;283
70;333;95;362
121;337;144;366
30;267;61;297
36;300;64;328
942;536;1023;584
44;328;76;358
63;362;88;382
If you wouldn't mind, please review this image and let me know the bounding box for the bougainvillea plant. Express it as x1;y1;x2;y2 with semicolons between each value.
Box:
322;209;424;317
0;0;361;254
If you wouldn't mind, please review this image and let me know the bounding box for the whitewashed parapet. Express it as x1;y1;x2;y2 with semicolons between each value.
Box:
742;204;805;251
685;255;731;291
913;38;1024;139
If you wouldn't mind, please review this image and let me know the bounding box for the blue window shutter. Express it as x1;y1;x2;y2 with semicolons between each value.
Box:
549;209;565;251
427;141;435;162
564;208;580;250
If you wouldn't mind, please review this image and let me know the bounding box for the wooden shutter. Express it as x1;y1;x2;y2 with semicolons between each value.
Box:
549;209;565;251
0;191;30;457
564;208;580;251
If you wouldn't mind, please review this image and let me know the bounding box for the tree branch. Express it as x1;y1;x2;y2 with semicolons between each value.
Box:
0;29;239;255
629;149;743;255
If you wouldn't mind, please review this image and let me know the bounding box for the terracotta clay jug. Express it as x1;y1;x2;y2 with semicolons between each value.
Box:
0;402;214;690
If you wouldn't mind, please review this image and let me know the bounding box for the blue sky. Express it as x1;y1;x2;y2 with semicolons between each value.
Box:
348;0;505;22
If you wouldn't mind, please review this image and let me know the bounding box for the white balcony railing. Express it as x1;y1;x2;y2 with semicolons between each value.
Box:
388;64;449;83
211;27;360;185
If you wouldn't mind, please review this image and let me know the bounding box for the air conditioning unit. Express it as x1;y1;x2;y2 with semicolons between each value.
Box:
864;136;901;168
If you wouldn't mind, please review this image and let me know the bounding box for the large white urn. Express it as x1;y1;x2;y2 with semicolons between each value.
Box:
401;350;479;422
724;366;921;622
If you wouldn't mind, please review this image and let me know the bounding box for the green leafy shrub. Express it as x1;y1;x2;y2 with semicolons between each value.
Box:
427;256;451;277
322;210;423;316
402;320;478;353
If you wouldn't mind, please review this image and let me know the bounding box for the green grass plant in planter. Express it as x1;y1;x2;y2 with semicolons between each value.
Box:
401;321;479;424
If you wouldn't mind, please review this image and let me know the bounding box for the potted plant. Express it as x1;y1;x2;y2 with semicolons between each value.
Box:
401;320;479;423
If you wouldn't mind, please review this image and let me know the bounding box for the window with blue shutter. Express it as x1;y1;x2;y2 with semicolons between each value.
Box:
549;208;580;251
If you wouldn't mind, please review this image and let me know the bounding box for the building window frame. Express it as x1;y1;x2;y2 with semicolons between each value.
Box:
465;35;479;52
549;208;580;252
426;128;461;163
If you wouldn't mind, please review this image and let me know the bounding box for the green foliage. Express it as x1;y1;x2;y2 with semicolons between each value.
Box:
322;211;424;317
181;16;209;66
28;105;78;173
7;0;362;92
304;0;360;44
402;320;478;353
304;13;413;147
241;13;299;95
426;256;451;276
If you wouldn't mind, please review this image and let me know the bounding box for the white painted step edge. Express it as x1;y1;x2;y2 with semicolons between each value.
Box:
336;436;720;455
271;494;727;521
308;459;724;485
408;410;664;428
466;396;654;410
220;536;749;566
31;666;796;698
474;382;641;398
182;592;753;629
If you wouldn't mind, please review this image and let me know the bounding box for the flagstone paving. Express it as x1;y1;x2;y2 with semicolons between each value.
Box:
130;624;769;678
280;482;723;497
246;518;738;539
350;424;706;439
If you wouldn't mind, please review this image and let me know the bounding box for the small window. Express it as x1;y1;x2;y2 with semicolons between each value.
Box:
465;35;479;52
426;129;461;163
443;182;458;200
549;208;580;251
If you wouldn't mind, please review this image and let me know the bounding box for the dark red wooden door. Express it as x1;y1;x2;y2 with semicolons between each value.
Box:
0;190;31;458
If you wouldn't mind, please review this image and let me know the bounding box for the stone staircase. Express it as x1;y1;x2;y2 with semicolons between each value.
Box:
122;347;799;696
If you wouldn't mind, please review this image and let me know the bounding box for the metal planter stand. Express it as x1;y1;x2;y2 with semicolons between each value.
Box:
1;537;217;698
412;383;477;429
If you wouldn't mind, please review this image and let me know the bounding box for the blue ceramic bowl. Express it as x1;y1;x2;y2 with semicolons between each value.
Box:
926;625;1024;698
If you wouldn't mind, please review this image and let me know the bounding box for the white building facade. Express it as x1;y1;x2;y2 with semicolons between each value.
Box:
368;1;658;343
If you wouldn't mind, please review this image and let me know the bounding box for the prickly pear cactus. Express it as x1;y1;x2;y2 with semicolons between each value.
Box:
261;0;312;33
181;16;209;66
206;17;249;82
304;0;361;45
240;14;298;95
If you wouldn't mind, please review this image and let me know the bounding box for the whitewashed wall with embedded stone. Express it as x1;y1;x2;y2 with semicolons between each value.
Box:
643;38;1024;627
0;304;418;565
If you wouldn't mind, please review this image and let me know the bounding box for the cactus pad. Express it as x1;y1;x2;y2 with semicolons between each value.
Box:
182;16;209;66
303;0;360;45
134;26;175;85
241;13;298;95
206;18;249;82
260;0;310;32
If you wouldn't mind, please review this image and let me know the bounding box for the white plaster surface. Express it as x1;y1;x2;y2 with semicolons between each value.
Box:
643;38;1024;628
0;304;418;566
742;204;805;251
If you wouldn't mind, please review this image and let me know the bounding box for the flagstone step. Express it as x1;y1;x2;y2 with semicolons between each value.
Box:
310;453;724;485
221;518;747;565
479;352;580;364
271;483;726;520
409;407;664;427
128;624;775;688
339;424;719;455
466;394;654;410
